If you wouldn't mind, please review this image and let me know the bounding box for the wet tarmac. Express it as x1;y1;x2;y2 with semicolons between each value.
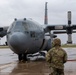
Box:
0;48;76;75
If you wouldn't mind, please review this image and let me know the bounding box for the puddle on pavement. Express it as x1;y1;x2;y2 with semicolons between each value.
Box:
0;48;76;75
0;61;50;75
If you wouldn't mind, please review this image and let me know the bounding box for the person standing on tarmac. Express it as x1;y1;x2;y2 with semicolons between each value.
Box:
46;38;67;75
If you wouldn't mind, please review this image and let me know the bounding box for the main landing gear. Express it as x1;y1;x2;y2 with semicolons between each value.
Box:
18;53;27;62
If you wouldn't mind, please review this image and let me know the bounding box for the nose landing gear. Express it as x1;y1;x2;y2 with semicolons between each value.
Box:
18;53;27;62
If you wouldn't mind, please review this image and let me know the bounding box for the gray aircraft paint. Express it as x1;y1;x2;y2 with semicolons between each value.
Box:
7;19;50;54
0;2;76;61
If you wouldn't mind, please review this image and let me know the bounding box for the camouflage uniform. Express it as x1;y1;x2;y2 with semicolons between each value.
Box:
46;38;67;75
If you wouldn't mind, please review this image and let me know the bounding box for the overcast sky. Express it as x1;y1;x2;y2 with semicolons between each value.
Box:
0;0;76;44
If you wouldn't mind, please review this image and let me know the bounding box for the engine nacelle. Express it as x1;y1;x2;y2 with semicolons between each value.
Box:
41;38;52;51
45;39;52;51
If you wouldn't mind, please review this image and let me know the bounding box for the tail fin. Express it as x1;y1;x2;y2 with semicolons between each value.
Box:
44;2;48;25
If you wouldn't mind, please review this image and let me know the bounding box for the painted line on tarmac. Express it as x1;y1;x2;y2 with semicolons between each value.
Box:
0;64;12;70
0;62;17;70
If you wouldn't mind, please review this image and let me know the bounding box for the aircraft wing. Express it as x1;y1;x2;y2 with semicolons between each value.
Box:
72;25;76;29
44;24;76;34
45;33;57;38
53;30;76;34
0;27;3;31
44;25;66;32
0;26;9;37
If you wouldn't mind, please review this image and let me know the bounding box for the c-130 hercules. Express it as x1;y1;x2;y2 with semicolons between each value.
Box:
0;2;76;61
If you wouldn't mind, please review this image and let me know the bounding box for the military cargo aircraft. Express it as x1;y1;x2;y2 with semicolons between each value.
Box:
0;2;76;61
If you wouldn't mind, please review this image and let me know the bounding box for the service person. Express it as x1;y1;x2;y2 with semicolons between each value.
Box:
46;38;67;75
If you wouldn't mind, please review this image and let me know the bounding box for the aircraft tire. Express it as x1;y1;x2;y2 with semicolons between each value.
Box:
18;54;23;61
23;53;28;61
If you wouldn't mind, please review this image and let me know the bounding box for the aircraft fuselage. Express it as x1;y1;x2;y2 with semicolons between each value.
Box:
7;19;50;55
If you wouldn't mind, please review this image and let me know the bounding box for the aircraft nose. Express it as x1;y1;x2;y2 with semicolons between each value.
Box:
9;32;27;49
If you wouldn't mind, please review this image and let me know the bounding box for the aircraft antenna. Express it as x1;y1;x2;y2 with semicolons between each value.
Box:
44;2;48;25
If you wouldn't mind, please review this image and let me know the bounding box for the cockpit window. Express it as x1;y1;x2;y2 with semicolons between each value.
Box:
7;22;15;33
22;21;39;31
13;22;25;32
22;22;28;30
7;21;25;33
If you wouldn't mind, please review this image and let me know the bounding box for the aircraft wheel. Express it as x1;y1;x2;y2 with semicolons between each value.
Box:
23;53;28;61
18;54;23;61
